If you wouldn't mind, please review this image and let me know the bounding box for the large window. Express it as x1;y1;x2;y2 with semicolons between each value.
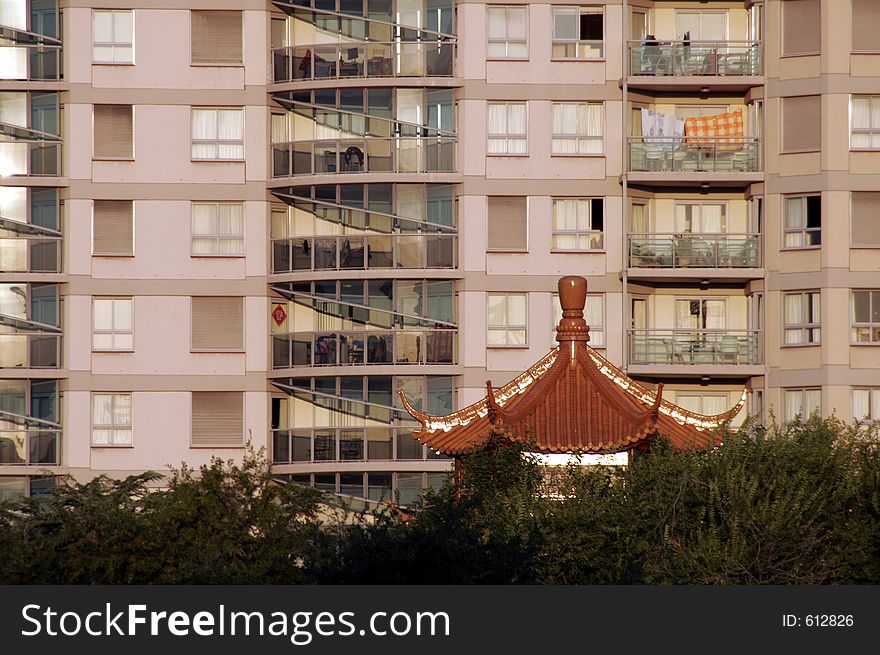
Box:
552;6;603;59
552;198;603;250
851;290;880;343
552;293;604;346
852;388;880;424
488;293;527;346
783;291;820;345
784;388;821;423
91;393;132;445
782;0;820;57
92;297;133;351
192;202;244;255
675;298;726;330
93;10;133;64
487;6;528;59
783;195;821;247
676;393;730;417
487;102;527;154
850;95;880;150
551;102;603;155
191;107;244;160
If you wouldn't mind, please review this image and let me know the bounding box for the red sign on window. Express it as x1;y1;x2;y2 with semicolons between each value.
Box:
272;304;287;326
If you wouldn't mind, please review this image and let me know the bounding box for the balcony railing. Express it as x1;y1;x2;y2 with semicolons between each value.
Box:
0;236;61;272
272;41;454;83
0;44;62;80
272;426;446;465
272;233;456;273
628;40;761;77
0;333;60;368
628;137;760;173
272;329;457;369
629;329;760;366
0;430;59;465
629;233;760;269
272;137;456;177
0;141;61;176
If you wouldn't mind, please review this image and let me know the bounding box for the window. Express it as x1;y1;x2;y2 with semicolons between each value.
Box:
782;95;820;152
851;0;880;52
93;104;133;159
675;202;726;233
191;296;244;351
191;10;242;64
93;298;133;351
192;391;244;446
487;293;527;346
784;388;821;423
487;102;527;154
192;107;243;160
851;192;880;246
487;6;527;59
783;195;821;247
782;0;820;56
852;388;880;424
850;96;880;150
783;291;820;345
92;200;133;256
675;298;726;330
851;290;880;343
192;202;244;255
552;293;604;346
487;196;527;251
552;102;603;155
552;6;603;59
93;10;133;63
676;393;730;417
552;198;603;250
91;393;132;445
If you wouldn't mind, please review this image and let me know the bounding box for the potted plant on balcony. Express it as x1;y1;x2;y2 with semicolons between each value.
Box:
674;233;693;267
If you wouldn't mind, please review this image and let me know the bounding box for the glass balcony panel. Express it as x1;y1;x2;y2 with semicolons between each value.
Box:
272;430;291;463
0;430;59;465
628;330;760;365
272;335;291;368
629;41;761;77
628;138;759;173
313;237;337;269
367;235;393;268
396;235;423;268
629;234;759;268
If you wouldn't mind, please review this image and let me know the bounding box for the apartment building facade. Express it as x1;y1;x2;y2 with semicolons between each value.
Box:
2;0;879;500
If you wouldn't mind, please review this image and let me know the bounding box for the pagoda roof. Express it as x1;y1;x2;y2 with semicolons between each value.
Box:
399;276;745;456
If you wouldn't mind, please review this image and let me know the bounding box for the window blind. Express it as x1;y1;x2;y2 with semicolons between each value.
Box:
191;11;242;64
782;95;820;152
487;196;527;251
191;391;243;446
852;192;880;245
93;105;133;159
191;296;244;351
782;0;820;56
852;0;880;52
92;200;133;255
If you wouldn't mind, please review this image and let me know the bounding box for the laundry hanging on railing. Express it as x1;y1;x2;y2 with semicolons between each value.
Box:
641;109;685;144
684;109;744;147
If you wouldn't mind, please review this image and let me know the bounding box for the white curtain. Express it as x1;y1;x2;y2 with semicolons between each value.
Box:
631;203;647;233
675;300;694;329
271;114;289;144
553;103;578;154
217;109;244;159
702;394;728;416
805;389;821;417
784;197;804;247
850;97;880;149
585;103;604;152
705;299;725;329
487;103;508;153
677;395;702;414
852;389;870;422
506;103;527;153
784;293;803;344
784;390;803;422
701;204;724;232
192;109;217;159
584;295;604;346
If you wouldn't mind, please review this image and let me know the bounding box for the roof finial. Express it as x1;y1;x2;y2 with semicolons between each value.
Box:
556;276;590;344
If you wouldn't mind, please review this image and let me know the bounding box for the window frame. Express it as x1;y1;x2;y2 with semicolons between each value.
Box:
782;290;820;346
486;5;529;60
551;6;605;60
783;387;821;423
849;95;880;151
91;392;133;446
551;101;604;156
551;197;604;252
92;9;134;65
851;290;880;344
487;292;528;348
191;106;245;162
92;297;134;352
191;202;245;257
487;101;528;156
552;292;604;347
782;194;821;249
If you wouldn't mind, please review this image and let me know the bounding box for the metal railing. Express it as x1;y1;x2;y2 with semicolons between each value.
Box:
628;233;760;269
0;429;59;465
0;334;60;368
628;137;760;173
272;426;446;465
272;329;457;368
628;329;761;366
272;41;454;82
628;40;761;77
272;234;456;273
0;236;61;273
0;44;62;80
272;137;456;177
0;142;61;177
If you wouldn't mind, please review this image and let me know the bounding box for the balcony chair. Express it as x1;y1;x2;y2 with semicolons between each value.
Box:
720;335;740;363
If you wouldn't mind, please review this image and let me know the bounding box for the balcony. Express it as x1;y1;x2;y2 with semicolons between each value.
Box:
0;333;60;369
271;137;456;178
627;233;761;282
0;43;62;81
272;426;448;465
627;137;761;187
272;328;457;369
627;329;762;379
0;235;61;273
0;429;59;466
0;140;60;177
271;41;454;84
627;40;762;92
